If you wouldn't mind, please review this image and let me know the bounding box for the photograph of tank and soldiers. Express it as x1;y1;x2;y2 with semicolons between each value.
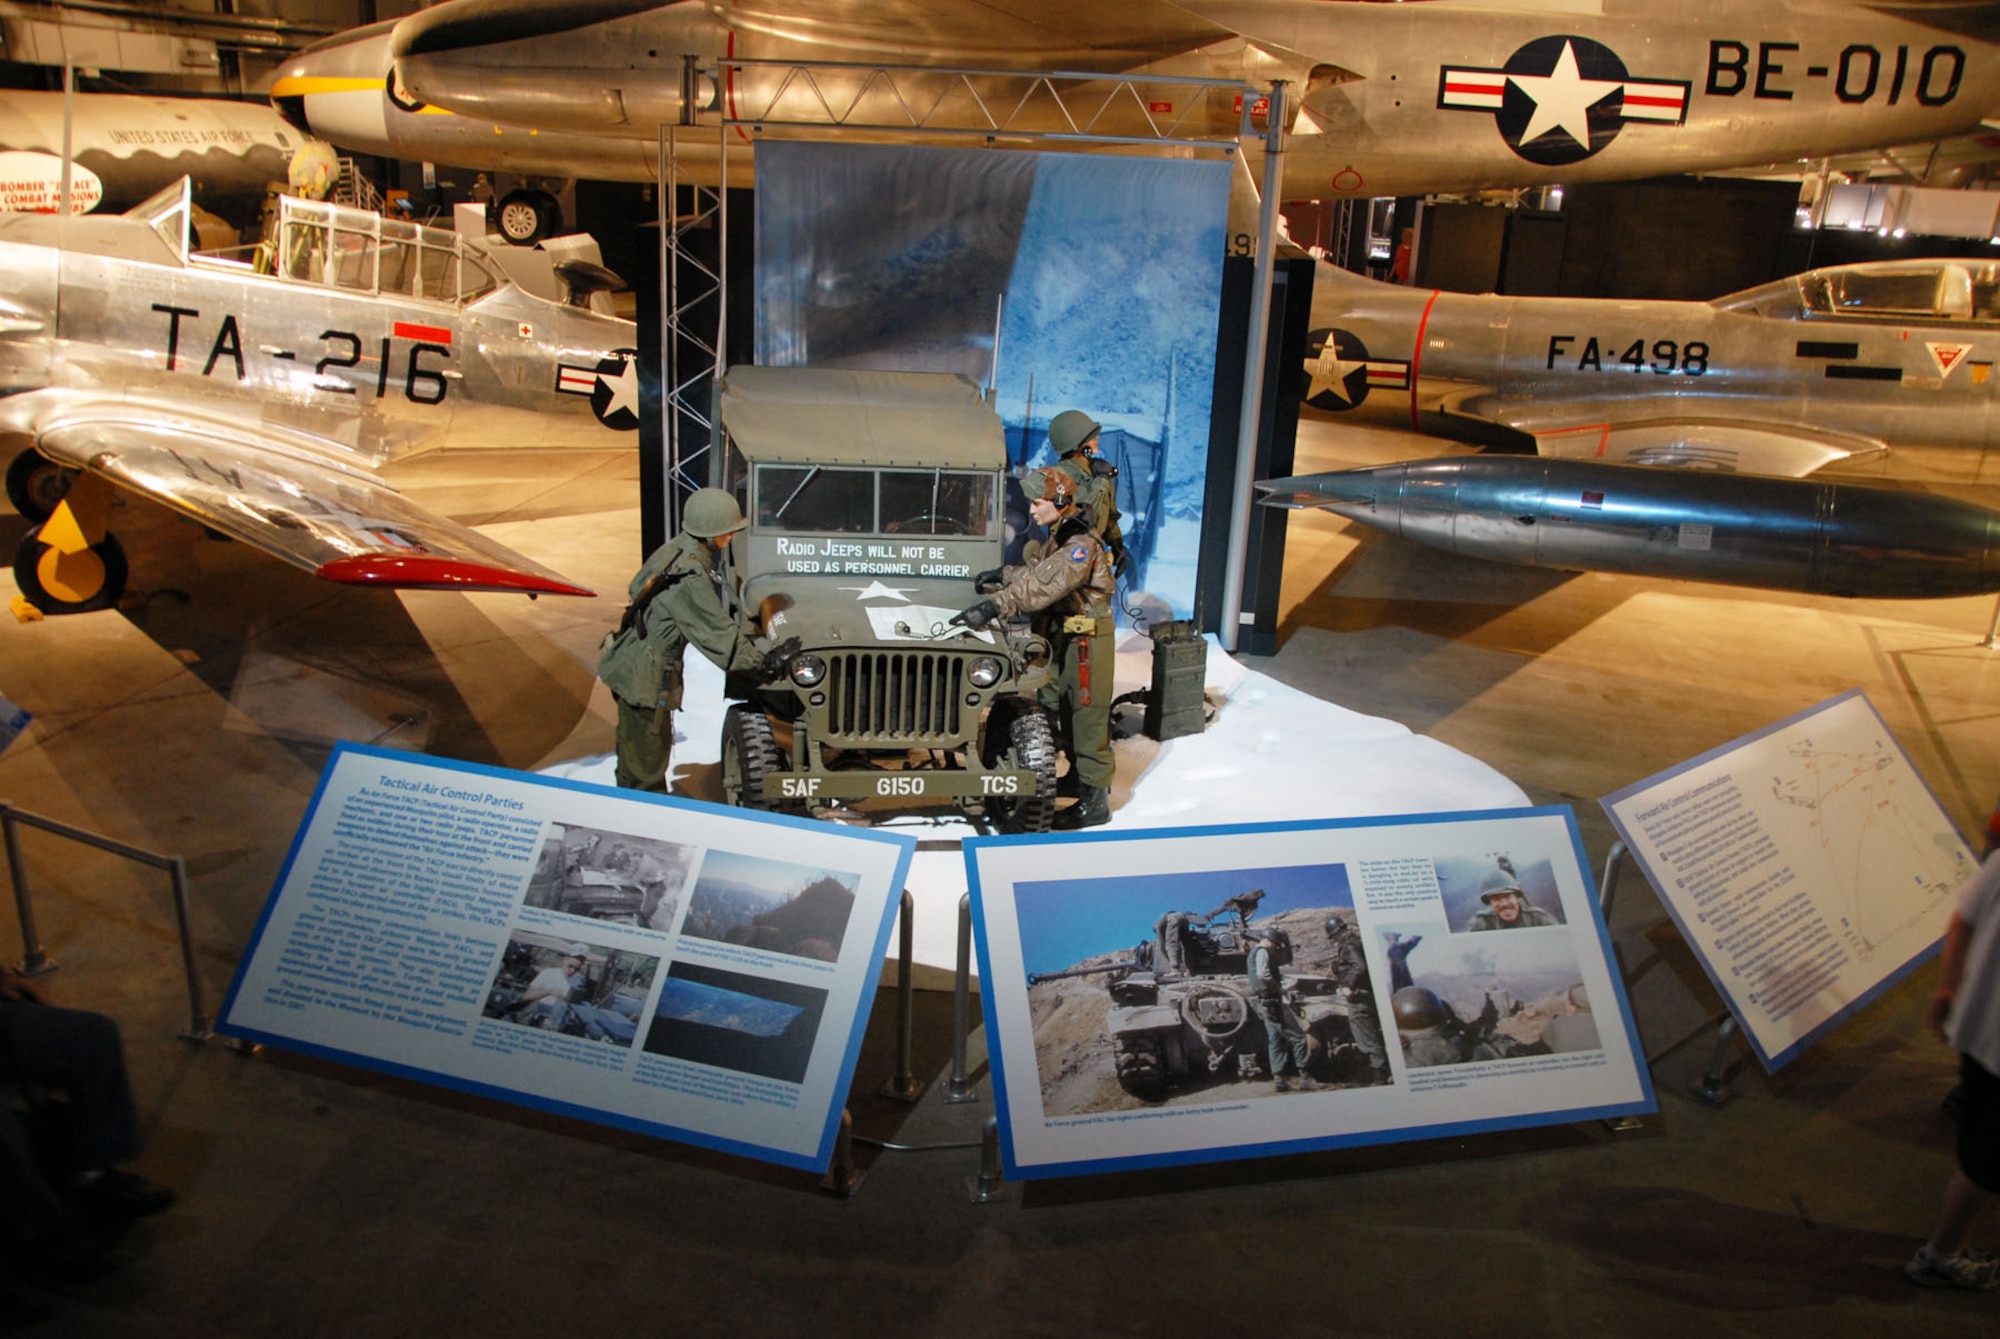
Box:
1381;854;1601;1067
1017;862;1395;1114
524;823;694;931
1016;853;1606;1113
680;850;859;965
481;931;662;1048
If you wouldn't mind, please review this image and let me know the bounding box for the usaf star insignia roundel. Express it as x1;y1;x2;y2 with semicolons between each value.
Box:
1438;35;1689;167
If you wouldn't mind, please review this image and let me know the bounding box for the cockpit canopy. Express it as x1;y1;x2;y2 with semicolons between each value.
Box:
118;177;502;305
1715;260;2000;324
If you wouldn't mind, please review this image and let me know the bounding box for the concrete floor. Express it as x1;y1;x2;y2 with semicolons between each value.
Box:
2;419;1997;1335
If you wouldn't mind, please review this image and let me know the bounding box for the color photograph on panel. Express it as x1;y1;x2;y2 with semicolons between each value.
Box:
967;811;1655;1179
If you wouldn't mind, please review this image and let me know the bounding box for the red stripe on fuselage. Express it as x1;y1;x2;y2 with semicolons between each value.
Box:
1410;289;1441;432
394;321;450;345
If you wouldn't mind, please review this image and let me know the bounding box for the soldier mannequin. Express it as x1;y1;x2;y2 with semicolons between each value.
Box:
1045;409;1130;578
597;488;787;792
952;466;1117;829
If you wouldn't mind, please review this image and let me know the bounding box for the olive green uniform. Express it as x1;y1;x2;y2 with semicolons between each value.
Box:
1054;452;1130;574
597;532;765;792
989;528;1117;788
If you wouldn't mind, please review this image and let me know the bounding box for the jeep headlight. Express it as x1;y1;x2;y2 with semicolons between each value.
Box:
790;654;827;687
967;656;1004;689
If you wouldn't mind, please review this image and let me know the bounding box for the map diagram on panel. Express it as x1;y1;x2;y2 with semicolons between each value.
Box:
1769;732;1972;957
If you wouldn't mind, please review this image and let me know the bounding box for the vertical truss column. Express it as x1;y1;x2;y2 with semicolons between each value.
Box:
659;64;726;538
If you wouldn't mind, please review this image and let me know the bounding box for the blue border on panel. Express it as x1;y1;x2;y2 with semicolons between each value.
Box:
967;806;1656;1181
217;742;916;1175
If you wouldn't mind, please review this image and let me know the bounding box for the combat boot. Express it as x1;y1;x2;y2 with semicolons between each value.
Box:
1055;784;1110;830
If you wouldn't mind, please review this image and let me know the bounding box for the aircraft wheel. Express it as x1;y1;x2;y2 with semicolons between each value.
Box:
5;450;76;523
14;526;127;614
495;189;560;246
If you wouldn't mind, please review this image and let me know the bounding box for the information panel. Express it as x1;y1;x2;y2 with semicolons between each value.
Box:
968;809;1654;1180
219;744;915;1172
1602;689;1972;1071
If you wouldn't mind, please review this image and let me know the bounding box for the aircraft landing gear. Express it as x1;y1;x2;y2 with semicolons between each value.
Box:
11;472;127;615
5;449;76;522
494;189;561;245
14;527;127;614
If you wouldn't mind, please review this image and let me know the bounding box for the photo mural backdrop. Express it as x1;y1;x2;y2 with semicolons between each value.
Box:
754;140;1231;617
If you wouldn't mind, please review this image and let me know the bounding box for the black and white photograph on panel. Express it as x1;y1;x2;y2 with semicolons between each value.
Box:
1376;918;1597;1068
522;822;694;931
642;960;829;1083
1438;853;1567;934
680;849;859;963
1013;862;1389;1116
480;930;659;1049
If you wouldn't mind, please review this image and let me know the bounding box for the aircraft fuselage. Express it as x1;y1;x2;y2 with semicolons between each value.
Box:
1304;262;2000;482
271;1;2000;202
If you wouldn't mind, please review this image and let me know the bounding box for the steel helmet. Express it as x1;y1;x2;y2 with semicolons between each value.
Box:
1391;986;1451;1031
1478;865;1525;904
1048;409;1101;456
681;487;747;539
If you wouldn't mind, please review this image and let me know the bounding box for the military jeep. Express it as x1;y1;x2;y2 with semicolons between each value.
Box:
713;366;1058;830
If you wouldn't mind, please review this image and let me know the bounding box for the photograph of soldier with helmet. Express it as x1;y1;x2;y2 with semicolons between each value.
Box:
1376;917;1600;1067
1437;853;1567;934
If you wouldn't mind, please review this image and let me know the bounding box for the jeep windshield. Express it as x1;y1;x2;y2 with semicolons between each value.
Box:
755;465;996;538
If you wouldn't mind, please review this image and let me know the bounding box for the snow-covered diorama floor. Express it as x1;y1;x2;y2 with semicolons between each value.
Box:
542;633;1529;977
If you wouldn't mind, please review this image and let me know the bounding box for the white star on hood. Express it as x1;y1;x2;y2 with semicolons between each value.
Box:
840;581;918;602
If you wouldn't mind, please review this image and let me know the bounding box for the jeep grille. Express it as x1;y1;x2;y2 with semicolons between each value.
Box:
825;651;966;743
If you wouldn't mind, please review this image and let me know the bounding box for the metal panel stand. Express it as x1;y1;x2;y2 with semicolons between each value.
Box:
880;890;927;1102
1693;1017;1742;1107
943;893;980;1103
819;1108;866;1197
966;1116;1006;1204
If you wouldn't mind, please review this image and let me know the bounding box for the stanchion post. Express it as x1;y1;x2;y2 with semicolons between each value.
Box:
818;1107;866;1197
1983;592;2000;649
1693;1016;1740;1107
965;1114;1006;1204
880;889;925;1102
2;803;54;975
1593;840;1648;1131
944;892;978;1104
167;855;212;1042
1597;840;1628;921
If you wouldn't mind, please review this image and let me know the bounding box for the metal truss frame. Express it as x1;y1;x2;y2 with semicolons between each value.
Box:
658;58;1257;534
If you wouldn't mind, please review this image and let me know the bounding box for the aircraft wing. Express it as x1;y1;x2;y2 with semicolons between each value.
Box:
1449;394;1890;477
24;397;593;598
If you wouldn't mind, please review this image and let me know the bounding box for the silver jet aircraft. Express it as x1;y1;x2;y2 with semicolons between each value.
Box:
0;180;640;615
1261;258;2000;597
267;0;2000;204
